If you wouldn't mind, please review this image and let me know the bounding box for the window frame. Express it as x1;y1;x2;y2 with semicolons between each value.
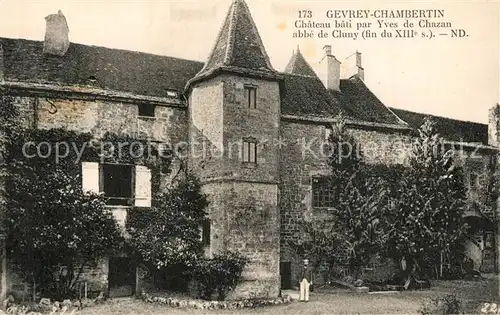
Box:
311;176;336;209
244;85;257;109
100;163;135;206
470;173;478;188
201;218;211;247
242;138;258;164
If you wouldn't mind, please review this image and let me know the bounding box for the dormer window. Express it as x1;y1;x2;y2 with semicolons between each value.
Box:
138;104;155;117
244;85;257;109
166;90;178;97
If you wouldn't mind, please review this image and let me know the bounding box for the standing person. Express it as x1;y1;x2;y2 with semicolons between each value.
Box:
299;259;313;302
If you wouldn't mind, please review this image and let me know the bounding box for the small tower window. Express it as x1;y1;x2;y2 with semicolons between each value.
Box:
138;104;156;117
244;85;257;109
470;173;478;187
201;219;211;246
242;139;257;163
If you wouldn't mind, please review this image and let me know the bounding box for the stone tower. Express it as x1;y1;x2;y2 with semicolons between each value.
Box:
185;0;281;298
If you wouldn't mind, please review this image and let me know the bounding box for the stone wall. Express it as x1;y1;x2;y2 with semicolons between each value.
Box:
189;74;281;184
189;73;281;298
202;182;280;299
278;118;497;284
3;93;188;297
221;74;281;184
36;98;187;144
279;120;412;281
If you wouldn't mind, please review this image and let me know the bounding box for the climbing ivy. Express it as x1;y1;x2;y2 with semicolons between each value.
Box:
0;95;174;299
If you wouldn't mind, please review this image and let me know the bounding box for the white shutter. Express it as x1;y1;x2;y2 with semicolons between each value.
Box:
135;165;152;207
82;162;100;193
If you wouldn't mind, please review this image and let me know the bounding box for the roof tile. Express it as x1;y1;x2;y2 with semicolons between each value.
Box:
194;0;275;80
390;107;488;145
284;48;318;78
0;37;204;97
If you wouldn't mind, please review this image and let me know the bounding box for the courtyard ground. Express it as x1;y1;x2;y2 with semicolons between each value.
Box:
78;277;498;315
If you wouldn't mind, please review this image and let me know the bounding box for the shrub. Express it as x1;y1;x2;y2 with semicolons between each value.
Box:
5;128;123;300
127;173;209;291
193;252;248;301
420;292;464;315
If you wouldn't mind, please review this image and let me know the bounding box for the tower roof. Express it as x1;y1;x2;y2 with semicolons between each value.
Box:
187;0;277;88
284;46;318;77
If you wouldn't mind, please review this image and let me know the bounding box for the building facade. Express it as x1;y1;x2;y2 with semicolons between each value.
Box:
0;0;498;299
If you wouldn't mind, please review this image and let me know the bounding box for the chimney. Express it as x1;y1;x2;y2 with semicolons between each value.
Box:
318;45;341;91
43;10;70;56
342;51;364;80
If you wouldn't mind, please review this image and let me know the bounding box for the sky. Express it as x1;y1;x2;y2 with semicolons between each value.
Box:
0;0;498;124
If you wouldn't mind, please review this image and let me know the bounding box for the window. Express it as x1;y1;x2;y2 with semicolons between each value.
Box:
312;176;335;208
244;86;257;109
201;219;211;246
325;127;332;140
242;139;257;163
82;162;152;207
138;104;155;117
102;164;133;206
470;173;478;187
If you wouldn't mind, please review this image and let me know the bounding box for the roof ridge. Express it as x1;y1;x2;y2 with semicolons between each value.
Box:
389;107;487;126
224;0;239;65
0;36;205;64
280;71;319;79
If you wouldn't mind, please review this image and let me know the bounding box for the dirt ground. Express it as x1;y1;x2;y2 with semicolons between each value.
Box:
78;277;498;315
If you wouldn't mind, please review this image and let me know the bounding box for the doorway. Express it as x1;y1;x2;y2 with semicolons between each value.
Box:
280;262;292;289
108;257;136;297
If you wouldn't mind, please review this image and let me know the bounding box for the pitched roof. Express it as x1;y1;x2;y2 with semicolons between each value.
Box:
192;0;276;83
284;47;318;77
0;37;204;97
280;74;406;126
390;107;489;145
280;73;341;118
336;77;405;125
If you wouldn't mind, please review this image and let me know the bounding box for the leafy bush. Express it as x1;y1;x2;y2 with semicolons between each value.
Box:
4;128;123;300
420;292;464;315
193;252;248;301
128;173;208;268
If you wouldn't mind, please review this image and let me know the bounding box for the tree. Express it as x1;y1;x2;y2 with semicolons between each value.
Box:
127;172;209;289
387;117;468;280
326;115;391;279
5;129;122;300
288;114;391;281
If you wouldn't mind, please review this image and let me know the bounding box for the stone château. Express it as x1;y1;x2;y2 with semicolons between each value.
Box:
0;0;497;299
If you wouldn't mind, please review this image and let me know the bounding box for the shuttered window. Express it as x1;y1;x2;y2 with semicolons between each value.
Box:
102;164;133;206
81;162;152;208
